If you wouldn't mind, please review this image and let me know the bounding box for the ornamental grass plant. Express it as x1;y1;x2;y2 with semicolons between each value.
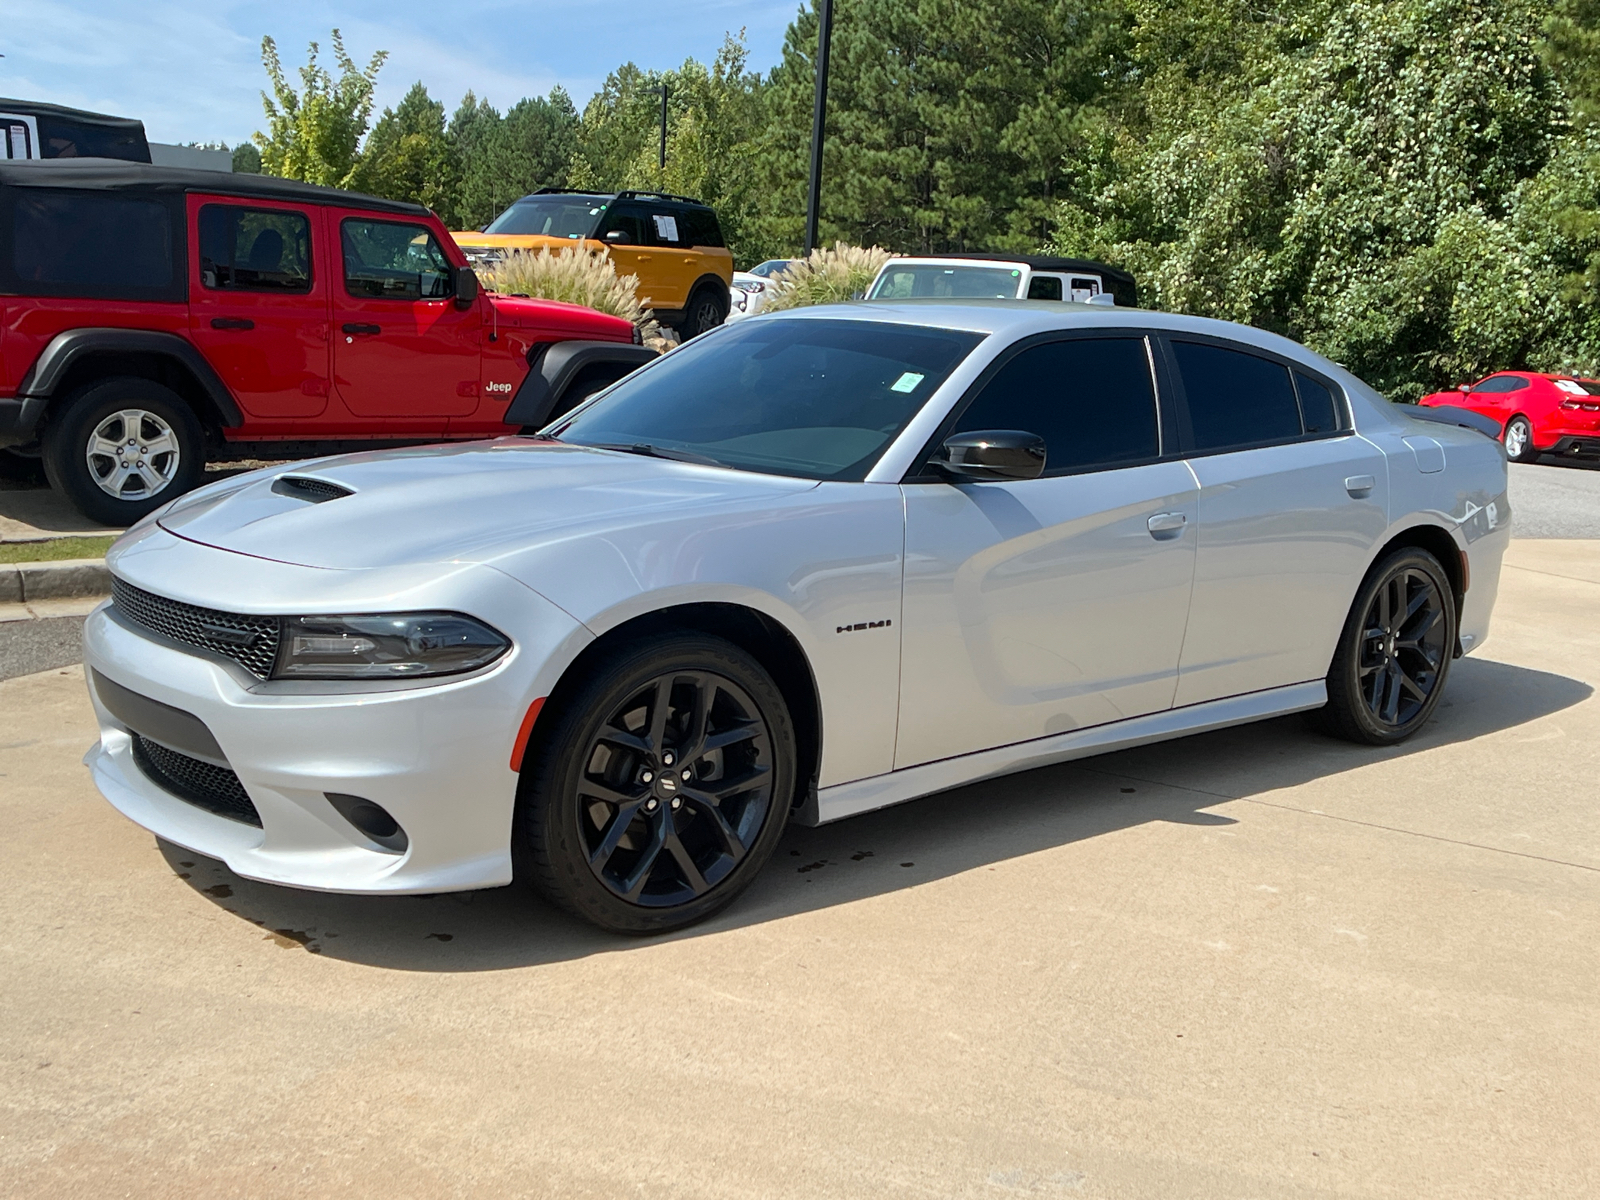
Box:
481;246;656;335
765;242;893;311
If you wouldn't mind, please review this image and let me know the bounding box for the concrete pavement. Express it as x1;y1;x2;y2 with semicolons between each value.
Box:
2;539;1597;1199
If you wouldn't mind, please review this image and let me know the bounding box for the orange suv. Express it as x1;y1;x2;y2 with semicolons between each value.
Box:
453;189;734;337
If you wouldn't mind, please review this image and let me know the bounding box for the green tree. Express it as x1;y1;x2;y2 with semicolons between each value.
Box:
253;30;387;188
451;88;580;229
349;82;458;221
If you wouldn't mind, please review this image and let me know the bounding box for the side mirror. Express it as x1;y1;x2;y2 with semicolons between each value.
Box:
933;430;1046;481
603;229;628;244
1457;384;1471;393
454;266;479;310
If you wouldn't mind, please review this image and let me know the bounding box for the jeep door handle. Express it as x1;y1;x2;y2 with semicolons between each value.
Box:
1345;474;1376;497
210;317;254;330
342;323;381;336
1147;511;1188;536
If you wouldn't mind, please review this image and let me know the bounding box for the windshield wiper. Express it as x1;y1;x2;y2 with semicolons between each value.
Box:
587;442;726;468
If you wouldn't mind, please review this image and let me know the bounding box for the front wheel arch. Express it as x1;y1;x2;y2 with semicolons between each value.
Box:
526;602;821;816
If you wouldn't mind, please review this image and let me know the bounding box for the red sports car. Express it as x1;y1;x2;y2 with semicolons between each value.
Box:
1417;371;1600;463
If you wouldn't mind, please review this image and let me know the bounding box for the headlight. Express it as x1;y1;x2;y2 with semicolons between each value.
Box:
275;612;510;679
732;279;766;293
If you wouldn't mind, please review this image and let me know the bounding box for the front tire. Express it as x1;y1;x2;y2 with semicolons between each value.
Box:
1314;548;1457;745
1503;415;1539;463
42;378;205;525
514;634;797;934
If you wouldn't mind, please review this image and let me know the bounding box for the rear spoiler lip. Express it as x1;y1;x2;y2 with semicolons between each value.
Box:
1404;403;1502;441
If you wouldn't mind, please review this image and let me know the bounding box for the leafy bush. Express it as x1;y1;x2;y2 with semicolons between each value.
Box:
764;242;893;310
480;246;654;330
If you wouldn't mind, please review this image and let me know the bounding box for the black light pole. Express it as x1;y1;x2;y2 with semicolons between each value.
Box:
803;0;834;256
656;83;669;182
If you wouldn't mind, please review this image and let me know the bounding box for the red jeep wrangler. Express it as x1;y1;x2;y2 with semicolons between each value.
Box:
0;160;655;524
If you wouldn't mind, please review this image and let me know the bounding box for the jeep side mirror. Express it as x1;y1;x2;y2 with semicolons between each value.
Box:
454;266;479;310
933;430;1047;481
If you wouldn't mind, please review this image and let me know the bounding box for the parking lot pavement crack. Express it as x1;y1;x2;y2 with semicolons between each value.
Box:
1502;563;1600;587
1077;765;1600;875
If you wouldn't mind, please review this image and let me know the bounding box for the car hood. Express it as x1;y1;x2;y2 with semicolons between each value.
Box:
157;440;819;571
484;292;633;338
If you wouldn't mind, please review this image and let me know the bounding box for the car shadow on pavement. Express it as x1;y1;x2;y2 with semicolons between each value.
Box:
157;654;1592;972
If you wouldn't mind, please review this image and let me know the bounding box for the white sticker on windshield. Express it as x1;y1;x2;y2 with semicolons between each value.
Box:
891;372;925;393
1555;378;1587;395
653;214;680;242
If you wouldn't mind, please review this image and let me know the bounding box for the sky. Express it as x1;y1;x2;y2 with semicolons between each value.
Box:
2;0;800;147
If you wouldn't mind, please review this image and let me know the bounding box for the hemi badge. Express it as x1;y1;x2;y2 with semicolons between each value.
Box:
836;619;892;634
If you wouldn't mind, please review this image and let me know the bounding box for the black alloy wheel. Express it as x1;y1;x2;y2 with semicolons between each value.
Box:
515;634;795;934
1316;548;1457;745
679;286;728;339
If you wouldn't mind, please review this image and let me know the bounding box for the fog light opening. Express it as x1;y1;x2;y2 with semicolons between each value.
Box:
325;793;409;854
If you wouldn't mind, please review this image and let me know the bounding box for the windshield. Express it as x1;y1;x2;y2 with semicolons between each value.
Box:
552;319;986;481
748;260;796;278
485;196;608;238
869;264;1023;300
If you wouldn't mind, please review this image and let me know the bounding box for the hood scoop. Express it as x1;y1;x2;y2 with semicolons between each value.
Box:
271;475;354;504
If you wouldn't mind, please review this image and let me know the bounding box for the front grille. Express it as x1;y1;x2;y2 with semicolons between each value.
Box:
132;734;262;827
112;578;280;679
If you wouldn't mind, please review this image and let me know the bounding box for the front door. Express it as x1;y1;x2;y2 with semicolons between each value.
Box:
596;202;679;313
1159;336;1390;706
187;197;330;422
896;334;1199;768
332;214;480;423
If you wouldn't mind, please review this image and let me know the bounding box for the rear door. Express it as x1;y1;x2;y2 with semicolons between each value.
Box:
896;333;1198;767
187;196;331;422
331;213;480;424
1160;335;1389;706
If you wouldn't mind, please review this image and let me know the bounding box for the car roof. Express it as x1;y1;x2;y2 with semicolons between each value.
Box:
878;252;1136;288
0;158;431;217
750;299;1337;364
524;187;713;210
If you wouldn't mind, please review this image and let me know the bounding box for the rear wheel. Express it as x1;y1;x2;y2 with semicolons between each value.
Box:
42;377;205;526
1503;415;1539;463
1314;548;1456;745
678;285;728;339
514;634;796;934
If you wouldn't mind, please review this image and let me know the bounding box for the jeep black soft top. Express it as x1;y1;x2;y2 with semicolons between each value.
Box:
0;98;151;162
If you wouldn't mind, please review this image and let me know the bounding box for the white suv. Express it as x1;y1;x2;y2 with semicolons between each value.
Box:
867;253;1137;307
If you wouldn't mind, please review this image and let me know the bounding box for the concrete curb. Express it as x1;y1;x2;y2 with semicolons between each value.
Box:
0;558;111;604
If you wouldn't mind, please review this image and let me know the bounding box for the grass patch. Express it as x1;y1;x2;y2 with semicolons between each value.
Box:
0;536;116;564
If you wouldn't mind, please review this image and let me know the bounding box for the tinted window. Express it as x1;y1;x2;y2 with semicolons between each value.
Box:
597;204;646;245
8;189;179;300
1294;371;1340;434
951;338;1158;474
35;114;148;161
679;207;725;248
555;319;985;481
486;196;606;238
199;205;311;292
1473;375;1529;394
1026;276;1063;301
1172;341;1301;452
341;220;451;300
647;210;683;245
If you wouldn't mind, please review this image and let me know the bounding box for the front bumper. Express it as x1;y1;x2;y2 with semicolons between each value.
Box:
82;538;591;894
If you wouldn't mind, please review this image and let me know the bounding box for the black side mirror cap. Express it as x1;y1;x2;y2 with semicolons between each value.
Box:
934;430;1047;481
454;266;480;310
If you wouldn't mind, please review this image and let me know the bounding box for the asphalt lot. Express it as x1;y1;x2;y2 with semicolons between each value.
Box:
4;538;1600;1195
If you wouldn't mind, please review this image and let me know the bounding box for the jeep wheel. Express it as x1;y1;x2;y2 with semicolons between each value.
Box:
678;285;728;340
43;378;205;526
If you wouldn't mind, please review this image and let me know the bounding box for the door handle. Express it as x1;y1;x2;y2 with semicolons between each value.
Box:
210;317;254;330
1147;511;1187;535
342;323;381;336
1344;474;1375;497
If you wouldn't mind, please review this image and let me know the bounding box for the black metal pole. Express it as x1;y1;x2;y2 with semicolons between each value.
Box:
803;0;834;257
658;83;669;179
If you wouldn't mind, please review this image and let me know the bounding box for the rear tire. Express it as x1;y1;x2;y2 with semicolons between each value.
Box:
678;285;728;339
41;377;205;526
1313;547;1457;745
514;633;796;934
1503;415;1539;463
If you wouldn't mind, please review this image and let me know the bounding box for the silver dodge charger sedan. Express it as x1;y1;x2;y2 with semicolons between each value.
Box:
83;302;1510;933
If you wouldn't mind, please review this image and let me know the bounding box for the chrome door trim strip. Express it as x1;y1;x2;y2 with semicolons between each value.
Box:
800;680;1327;826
